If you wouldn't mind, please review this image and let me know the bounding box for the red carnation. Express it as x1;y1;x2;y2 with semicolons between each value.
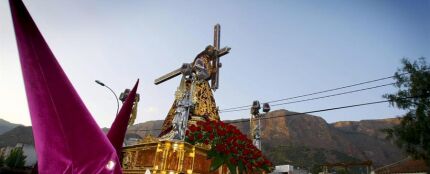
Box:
189;124;197;132
215;145;223;153
216;128;221;135
204;124;212;132
196;121;204;125
219;121;225;127
185;120;272;172
229;157;237;165
231;147;238;154
246;163;252;170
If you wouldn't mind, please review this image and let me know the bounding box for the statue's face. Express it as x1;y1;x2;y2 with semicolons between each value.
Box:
205;46;216;57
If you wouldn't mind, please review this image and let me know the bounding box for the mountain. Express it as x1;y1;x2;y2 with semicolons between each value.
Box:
0;118;20;134
0;126;34;147
127;120;164;136
331;118;401;139
255;110;404;168
0;111;405;168
128;110;405;168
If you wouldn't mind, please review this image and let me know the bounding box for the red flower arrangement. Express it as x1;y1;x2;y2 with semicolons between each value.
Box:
185;120;273;173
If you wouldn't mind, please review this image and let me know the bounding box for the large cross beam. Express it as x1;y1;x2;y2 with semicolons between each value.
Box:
154;24;230;91
211;24;221;90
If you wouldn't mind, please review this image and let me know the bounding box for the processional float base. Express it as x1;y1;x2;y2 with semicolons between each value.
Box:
121;136;228;174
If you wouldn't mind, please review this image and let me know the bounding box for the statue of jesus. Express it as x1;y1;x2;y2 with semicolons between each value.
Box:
158;46;221;138
154;24;230;140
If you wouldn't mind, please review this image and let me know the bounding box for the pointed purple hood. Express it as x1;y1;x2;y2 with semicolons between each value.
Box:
9;0;122;173
107;80;139;157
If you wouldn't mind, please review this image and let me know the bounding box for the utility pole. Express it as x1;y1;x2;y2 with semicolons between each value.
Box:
250;101;270;150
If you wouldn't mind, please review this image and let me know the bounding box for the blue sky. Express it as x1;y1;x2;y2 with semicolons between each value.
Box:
0;0;429;127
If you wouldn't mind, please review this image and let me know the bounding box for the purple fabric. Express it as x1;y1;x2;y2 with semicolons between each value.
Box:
9;0;122;173
107;80;139;157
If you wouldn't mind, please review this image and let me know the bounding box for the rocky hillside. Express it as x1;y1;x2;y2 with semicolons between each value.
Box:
0;118;19;134
127;120;164;136
128;110;405;168
331;118;401;139
266;110;403;167
0;126;34;147
0;110;405;168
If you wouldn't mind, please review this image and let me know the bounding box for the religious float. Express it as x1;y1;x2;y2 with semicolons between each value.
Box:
121;25;273;174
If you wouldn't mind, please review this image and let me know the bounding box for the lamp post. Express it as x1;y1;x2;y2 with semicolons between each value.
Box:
250;101;270;150
95;80;119;115
250;100;261;150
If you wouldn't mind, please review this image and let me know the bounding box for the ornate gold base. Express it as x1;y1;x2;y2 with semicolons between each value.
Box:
121;136;228;174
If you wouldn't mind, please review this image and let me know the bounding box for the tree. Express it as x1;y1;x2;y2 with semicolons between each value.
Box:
5;147;26;168
0;154;4;167
383;57;430;165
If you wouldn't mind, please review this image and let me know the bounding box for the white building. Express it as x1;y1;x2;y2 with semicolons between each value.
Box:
270;165;310;174
271;165;294;174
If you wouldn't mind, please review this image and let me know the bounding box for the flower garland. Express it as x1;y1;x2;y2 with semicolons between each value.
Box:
185;120;272;173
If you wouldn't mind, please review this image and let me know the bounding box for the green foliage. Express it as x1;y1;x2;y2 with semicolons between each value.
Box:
383;57;430;164
5;147;26;168
0;154;4;167
210;154;225;172
310;165;323;174
334;167;349;174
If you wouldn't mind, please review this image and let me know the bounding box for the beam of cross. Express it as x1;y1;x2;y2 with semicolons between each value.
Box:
154;24;231;91
211;24;221;90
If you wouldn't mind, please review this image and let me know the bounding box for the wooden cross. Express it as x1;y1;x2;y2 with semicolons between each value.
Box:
154;24;230;91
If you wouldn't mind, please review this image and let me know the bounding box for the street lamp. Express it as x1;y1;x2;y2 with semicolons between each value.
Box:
250;101;270;150
95;80;119;115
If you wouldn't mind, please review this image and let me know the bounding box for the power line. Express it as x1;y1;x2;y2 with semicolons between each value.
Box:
219;82;395;113
219;73;402;112
131;98;395;132
225;99;392;124
130;69;429;132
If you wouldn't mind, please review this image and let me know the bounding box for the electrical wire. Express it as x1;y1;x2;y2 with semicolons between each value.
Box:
130;69;429;132
219;73;405;112
131;97;397;132
226;99;392;124
220;82;395;113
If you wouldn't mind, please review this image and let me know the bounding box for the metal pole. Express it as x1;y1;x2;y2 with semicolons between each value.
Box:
105;85;119;115
260;103;270;151
258;117;262;149
250;100;261;150
95;80;120;115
